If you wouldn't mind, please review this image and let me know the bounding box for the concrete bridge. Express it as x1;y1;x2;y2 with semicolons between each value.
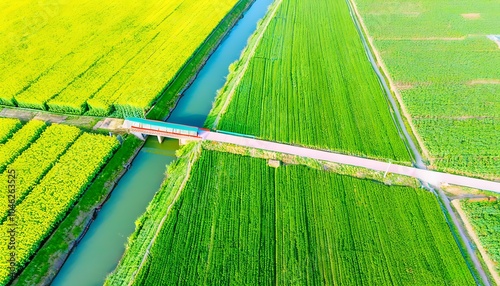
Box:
123;118;205;145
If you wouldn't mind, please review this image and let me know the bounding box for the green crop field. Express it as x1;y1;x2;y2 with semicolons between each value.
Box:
461;200;500;274
354;0;500;179
0;119;119;285
113;149;474;285
208;0;410;163
0;0;238;117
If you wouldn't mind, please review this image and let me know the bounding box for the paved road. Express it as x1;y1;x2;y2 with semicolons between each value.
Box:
204;131;500;193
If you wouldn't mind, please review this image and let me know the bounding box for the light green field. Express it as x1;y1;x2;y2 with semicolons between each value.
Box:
355;0;500;179
461;199;500;274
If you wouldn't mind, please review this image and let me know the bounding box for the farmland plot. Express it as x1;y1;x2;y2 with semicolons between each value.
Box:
354;0;500;179
0;0;238;117
461;200;500;275
210;0;410;163
123;150;474;285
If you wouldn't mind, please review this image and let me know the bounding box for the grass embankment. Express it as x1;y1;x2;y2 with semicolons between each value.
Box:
108;144;475;285
13;136;143;286
146;0;255;121
105;142;201;285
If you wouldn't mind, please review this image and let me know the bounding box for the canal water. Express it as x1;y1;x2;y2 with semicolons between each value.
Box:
51;0;274;285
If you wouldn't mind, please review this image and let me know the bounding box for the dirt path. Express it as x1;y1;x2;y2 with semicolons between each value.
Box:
467;79;500;85
376;36;466;41
452;199;500;284
212;0;284;129
0;107;99;129
348;0;432;163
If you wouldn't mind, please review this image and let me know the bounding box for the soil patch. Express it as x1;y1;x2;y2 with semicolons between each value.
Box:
0;108;34;121
467;79;500;85
93;118;125;132
377;36;465;41
33;113;67;124
461;13;481;19
395;82;415;90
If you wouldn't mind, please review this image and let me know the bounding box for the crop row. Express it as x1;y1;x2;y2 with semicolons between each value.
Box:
131;150;474;285
0;120;46;173
0;132;119;285
0;124;82;222
0;118;21;144
212;0;410;162
0;0;239;117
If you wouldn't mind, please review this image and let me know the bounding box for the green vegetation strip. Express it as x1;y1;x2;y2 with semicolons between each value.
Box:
202;141;419;188
208;0;410;163
111;147;474;285
0;120;46;173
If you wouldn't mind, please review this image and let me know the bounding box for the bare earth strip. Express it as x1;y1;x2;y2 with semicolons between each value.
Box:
461;13;481;20
349;0;432;161
377;37;466;41
452;200;500;284
467;79;500;85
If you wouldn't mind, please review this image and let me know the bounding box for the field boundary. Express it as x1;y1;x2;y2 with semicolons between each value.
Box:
452;200;500;284
202;141;420;188
348;0;431;163
432;187;489;285
127;144;201;285
210;0;284;129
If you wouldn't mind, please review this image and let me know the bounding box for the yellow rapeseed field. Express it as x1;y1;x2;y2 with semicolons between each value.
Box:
0;0;238;116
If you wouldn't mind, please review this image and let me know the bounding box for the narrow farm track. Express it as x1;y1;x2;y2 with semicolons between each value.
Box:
203;132;500;193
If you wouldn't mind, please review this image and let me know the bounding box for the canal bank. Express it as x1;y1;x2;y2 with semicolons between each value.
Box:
47;0;275;285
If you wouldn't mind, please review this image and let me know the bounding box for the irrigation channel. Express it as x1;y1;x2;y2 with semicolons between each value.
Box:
50;0;274;285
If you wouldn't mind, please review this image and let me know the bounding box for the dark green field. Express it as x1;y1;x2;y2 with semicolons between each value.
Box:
210;0;410;163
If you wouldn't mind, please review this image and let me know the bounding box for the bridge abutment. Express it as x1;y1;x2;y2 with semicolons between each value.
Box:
131;131;146;141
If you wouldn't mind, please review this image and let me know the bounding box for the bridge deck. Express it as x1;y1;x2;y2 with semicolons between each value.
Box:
130;126;201;141
123;119;499;192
